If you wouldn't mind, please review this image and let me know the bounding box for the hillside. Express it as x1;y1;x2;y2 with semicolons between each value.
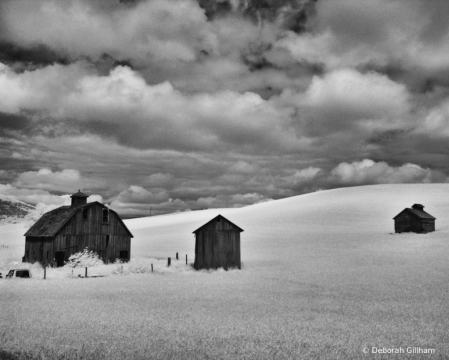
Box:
1;184;449;359
0;195;35;225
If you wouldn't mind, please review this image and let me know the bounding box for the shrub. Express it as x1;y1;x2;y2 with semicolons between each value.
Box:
64;248;104;268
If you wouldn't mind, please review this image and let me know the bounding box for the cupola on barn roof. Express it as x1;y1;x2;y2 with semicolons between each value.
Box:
70;190;89;208
70;190;89;198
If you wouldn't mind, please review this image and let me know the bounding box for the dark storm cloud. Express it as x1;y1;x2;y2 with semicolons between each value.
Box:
0;41;69;70
0;112;32;131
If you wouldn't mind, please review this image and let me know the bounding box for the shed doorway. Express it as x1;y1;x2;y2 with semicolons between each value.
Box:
55;251;65;267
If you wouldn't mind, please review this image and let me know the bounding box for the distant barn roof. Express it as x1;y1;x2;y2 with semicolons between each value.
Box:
393;206;436;220
192;214;244;234
24;202;133;237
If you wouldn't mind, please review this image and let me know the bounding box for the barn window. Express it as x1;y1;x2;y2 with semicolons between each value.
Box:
82;208;88;220
217;217;221;223
119;251;128;259
106;235;109;248
102;209;109;223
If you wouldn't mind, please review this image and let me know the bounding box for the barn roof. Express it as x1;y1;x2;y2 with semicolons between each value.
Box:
393;207;436;220
192;214;244;233
24;202;133;237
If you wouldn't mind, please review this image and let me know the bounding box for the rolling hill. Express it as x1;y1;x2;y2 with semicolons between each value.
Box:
1;184;449;359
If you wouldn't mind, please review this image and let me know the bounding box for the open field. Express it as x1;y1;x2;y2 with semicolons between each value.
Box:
1;184;449;359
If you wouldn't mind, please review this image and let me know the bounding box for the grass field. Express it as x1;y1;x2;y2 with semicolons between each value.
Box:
1;184;449;359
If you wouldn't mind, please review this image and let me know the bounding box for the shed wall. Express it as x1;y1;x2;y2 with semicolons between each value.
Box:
394;213;435;233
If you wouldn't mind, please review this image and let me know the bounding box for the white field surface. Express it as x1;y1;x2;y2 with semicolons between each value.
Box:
1;184;449;359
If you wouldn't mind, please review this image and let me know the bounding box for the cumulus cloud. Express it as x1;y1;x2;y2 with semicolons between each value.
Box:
0;62;300;152
302;69;409;119
283;159;449;193
278;68;411;137
15;168;82;192
273;0;449;88
329;160;448;185
114;186;170;205
108;185;186;216
0;183;103;206
0;0;211;64
145;173;176;188
108;184;273;216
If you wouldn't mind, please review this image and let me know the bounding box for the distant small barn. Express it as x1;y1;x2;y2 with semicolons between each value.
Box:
393;204;436;233
23;190;133;266
192;214;243;270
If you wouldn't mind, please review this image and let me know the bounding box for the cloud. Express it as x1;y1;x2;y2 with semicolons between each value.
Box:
15;168;82;192
0;0;211;64
108;184;273;216
273;0;449;88
109;185;187;216
114;186;170;205
145;173;176;189
282;159;449;193
0;183;103;206
278;68;411;138
0;62;300;153
302;69;409;119
328;160;448;185
0;0;313;96
417;99;449;137
0;184;66;206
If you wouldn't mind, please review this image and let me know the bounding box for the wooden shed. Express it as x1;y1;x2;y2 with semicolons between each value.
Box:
192;214;243;270
23;190;133;266
393;204;436;233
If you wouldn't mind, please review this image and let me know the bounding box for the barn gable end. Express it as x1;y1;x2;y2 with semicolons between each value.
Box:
23;192;133;266
193;214;243;271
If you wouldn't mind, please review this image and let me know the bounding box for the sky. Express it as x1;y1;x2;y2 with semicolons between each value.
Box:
1;0;449;217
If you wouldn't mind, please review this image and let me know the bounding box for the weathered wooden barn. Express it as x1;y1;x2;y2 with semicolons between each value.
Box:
192;214;243;270
23;191;133;266
393;204;436;233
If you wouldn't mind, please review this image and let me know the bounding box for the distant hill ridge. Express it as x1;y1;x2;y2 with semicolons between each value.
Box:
0;195;35;224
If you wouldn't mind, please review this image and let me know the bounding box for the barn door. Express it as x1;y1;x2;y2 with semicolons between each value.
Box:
55;251;65;267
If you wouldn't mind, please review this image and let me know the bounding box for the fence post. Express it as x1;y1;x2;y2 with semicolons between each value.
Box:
151;264;153;272
176;252;178;260
186;254;188;265
85;267;87;277
168;257;171;267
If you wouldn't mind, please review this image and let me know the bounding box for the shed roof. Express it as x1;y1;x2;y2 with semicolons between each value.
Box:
24;202;133;237
393;207;436;220
192;214;244;233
